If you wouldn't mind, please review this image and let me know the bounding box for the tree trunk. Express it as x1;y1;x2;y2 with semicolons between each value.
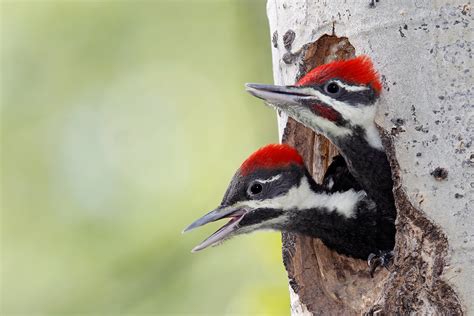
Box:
267;0;472;314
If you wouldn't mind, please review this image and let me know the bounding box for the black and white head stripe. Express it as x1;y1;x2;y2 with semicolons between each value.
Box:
184;159;367;251
229;177;365;219
245;82;383;150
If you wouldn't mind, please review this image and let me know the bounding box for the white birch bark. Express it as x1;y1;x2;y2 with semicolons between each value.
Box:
267;0;472;314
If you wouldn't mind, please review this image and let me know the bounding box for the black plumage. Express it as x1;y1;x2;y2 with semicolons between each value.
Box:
245;57;398;262
323;155;362;193
295;163;393;259
185;144;394;260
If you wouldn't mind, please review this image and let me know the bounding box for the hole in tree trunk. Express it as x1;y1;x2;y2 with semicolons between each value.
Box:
280;34;462;314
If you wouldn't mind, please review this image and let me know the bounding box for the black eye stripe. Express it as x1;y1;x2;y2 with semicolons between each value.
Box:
318;80;376;106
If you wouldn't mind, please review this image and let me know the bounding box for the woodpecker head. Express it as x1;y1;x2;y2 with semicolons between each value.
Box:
246;56;383;147
183;144;315;252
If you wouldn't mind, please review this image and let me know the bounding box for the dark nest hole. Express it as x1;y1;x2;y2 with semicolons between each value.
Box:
279;33;462;314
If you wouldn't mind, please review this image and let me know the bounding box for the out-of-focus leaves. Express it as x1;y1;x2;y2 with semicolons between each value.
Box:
1;1;289;315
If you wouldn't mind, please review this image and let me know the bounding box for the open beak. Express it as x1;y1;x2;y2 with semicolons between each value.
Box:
245;83;314;110
183;206;247;252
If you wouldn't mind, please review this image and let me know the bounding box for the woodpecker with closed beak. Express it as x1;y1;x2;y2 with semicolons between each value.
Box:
245;57;396;267
184;144;394;267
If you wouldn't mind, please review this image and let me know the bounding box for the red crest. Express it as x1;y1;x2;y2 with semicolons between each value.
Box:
296;56;382;94
240;144;304;176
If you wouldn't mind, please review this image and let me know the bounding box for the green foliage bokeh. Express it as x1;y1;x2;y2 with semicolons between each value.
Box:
1;1;289;315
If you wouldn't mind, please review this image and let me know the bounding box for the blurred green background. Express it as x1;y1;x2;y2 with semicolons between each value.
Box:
1;0;289;315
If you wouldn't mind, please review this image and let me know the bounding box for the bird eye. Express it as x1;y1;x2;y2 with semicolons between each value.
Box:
249;183;263;195
325;82;340;94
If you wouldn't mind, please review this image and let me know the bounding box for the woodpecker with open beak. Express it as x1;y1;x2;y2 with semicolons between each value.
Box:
245;56;396;234
245;56;396;269
184;144;395;267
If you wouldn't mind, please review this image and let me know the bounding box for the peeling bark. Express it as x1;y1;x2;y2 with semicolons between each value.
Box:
267;0;471;314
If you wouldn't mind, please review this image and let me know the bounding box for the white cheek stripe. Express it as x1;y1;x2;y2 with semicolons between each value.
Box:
333;80;370;92
234;178;365;218
257;174;282;184
285;104;352;138
364;124;384;150
304;89;383;150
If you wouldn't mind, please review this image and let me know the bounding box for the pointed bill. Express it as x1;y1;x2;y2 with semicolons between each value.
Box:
183;206;247;252
245;83;313;110
191;215;245;252
183;208;229;233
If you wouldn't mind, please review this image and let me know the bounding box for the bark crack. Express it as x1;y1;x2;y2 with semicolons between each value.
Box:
280;34;463;315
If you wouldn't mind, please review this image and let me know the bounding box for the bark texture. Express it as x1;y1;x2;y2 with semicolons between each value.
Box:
267;0;472;314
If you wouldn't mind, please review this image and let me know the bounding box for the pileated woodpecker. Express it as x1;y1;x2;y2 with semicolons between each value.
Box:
184;144;394;265
245;56;396;233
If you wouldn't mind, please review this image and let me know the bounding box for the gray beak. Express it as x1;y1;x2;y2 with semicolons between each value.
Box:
183;206;246;252
245;83;313;110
